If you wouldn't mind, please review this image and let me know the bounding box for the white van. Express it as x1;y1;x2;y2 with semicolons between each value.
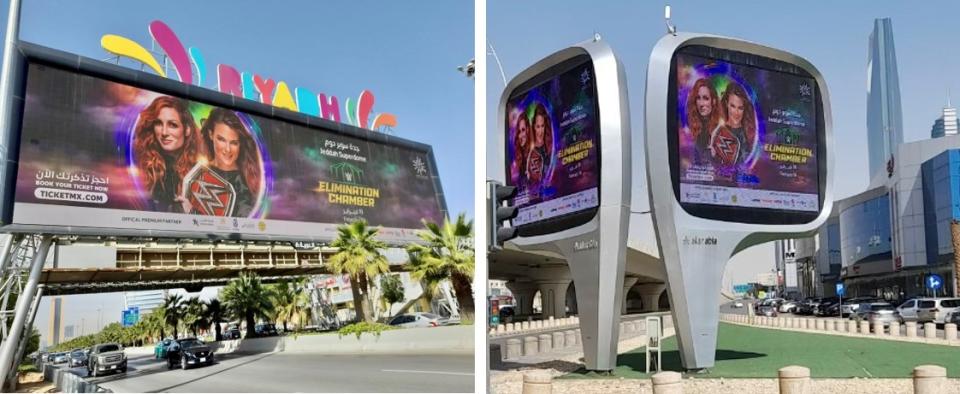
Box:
906;298;960;324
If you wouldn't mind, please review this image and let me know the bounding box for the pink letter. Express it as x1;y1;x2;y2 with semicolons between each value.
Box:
217;64;243;97
148;20;192;84
319;94;340;123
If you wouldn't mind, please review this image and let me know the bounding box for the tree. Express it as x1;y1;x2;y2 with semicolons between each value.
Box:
406;213;475;319
271;277;312;332
221;272;274;338
162;294;185;339
327;220;390;323
379;274;405;319
183;298;209;337
205;299;226;341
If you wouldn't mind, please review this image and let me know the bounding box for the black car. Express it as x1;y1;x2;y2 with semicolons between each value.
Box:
68;349;88;367
166;338;215;370
225;325;242;340
254;323;279;337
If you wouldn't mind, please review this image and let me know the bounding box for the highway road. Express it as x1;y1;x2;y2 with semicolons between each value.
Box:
65;352;473;392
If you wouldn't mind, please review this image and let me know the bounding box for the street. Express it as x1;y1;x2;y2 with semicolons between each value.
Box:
64;352;473;392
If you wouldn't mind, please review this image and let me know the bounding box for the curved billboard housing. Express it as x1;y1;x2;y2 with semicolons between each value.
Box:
2;43;446;243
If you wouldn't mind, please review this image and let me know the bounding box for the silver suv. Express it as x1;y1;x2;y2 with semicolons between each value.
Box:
87;343;127;377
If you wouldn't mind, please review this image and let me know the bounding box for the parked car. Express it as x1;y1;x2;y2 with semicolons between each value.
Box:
897;299;922;322
167;338;214;370
915;298;960;324
777;300;798;313
225;325;242;339
861;302;900;330
154;338;173;360
254;323;279;337
68;349;87;367
732;300;744;308
52;352;69;364
87;343;126;377
388;312;442;328
758;305;778;317
946;310;960;326
841;297;883;317
814;297;840;316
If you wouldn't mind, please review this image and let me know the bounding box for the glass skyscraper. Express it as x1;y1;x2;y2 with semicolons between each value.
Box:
866;18;904;177
931;102;958;138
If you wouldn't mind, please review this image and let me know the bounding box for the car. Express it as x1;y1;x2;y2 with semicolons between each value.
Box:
254;323;279;337
167;338;215;370
777;300;798;313
52;352;69;364
155;339;174;360
224;325;242;339
840;297;882;317
897;299;922;322
917;298;960;324
758;305;778;317
68;349;87;368
732;300;744;308
861;302;900;330
388;312;442;328
87;343;127;377
498;305;516;323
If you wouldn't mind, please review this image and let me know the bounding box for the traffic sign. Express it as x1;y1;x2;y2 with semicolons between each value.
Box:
926;274;943;290
121;307;140;327
835;283;845;297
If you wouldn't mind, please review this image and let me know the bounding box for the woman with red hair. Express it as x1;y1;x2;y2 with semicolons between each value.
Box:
133;96;203;212
685;78;720;164
512;115;532;187
198;108;262;217
526;103;553;187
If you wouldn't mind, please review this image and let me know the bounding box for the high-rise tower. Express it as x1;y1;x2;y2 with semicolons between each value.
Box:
931;98;958;138
866;18;904;177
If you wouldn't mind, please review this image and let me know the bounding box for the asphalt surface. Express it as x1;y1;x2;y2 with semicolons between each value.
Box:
720;301;948;338
65;352;473;392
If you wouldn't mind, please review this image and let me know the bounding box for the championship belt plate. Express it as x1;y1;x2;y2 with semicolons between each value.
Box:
181;163;236;216
710;127;741;166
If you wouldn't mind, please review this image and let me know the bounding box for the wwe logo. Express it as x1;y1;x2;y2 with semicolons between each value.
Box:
711;128;741;165
182;163;237;216
412;157;427;176
799;83;812;96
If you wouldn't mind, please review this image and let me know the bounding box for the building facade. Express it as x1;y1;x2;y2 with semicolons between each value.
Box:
931;103;958;139
866;17;904;178
123;290;167;317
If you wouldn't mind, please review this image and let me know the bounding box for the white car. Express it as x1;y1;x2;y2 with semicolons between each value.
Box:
778;301;798;313
898;298;960;324
732;300;744;308
388;312;442;328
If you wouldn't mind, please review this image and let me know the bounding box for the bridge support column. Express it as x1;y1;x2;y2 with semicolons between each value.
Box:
537;280;572;319
505;281;538;317
621;277;639;314
634;283;667;312
0;235;52;390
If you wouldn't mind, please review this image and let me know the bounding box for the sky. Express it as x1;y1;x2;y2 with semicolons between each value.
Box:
0;0;472;346
487;1;960;289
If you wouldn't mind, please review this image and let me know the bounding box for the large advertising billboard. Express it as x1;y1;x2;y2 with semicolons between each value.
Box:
10;62;444;242
504;55;600;235
670;45;823;224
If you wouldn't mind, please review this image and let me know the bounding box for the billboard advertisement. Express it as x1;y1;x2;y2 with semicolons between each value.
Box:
11;62;444;242
505;55;600;233
673;46;820;217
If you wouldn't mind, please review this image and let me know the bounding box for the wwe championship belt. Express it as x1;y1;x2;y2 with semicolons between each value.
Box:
181;163;237;216
710;127;741;166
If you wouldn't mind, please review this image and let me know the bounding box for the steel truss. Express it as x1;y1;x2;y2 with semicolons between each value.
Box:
0;234;53;390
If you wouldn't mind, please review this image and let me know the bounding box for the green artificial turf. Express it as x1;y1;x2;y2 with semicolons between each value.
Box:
562;322;960;379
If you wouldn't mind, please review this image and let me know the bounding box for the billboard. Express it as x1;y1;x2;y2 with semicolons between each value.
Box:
8;60;444;242
670;45;825;224
504;55;600;235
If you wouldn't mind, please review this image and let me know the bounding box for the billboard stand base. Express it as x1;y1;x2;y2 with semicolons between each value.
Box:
0;234;52;390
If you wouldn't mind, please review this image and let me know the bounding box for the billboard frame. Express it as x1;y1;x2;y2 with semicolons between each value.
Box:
497;37;630;371
0;41;448;244
645;32;833;370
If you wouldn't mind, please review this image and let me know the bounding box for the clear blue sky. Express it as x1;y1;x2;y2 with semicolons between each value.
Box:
487;0;960;286
0;0;472;346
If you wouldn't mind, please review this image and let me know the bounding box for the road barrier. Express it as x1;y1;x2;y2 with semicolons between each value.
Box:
651;371;682;394
42;364;103;393
924;323;936;339
906;321;917;337
719;313;960;347
538;334;552;353
778;365;810;394
506;338;522;360
522;371;553;394
945;324;957;341
552;332;565;349
524;336;538;356
913;365;947;394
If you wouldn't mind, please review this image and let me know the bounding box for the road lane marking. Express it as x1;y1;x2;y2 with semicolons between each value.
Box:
382;369;474;376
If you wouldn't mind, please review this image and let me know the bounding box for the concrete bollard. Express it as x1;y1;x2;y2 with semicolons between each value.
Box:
575;329;581;345
506;323;515;333
497;324;505;334
860;320;871;334
815;319;824;330
847;319;857;333
506;338;522;360
913;365;947;394
874;321;885;336
825;319;833;331
945;323;957;341
565;330;576;348
522;321;530;330
523;336;538;356
778;365;810;394
924;323;937;339
651;371;683;394
538;334;552;352
890;322;900;337
522;371;553;394
552;331;565;348
788;318;795;328
906;321;917;337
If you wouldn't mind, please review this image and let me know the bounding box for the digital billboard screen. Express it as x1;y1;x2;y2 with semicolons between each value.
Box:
11;62;445;242
671;45;823;223
504;55;600;235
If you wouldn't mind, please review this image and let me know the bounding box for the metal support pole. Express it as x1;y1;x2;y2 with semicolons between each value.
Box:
0;235;50;390
0;235;17;274
5;285;42;392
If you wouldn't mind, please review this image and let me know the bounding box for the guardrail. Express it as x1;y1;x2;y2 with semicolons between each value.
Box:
43;364;106;393
720;313;960;346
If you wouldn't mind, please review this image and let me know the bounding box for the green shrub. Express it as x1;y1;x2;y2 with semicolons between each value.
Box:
337;322;395;339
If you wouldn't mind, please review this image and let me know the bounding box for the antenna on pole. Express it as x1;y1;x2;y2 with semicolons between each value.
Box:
665;5;677;36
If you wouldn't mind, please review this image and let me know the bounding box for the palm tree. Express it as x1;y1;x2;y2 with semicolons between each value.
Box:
221;272;274;338
163;294;185;339
327;220;390;323
271;277;313;332
205;299;226;341
184;298;209;337
406;213;475;319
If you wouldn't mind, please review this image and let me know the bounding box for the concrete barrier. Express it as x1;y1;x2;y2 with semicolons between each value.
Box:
860;320;870;334
890;322;901;337
847;319;857;333
564;330;576;348
906;321;917;338
815;319;824;330
945;323;957;341
522;321;530;330
524;336;538;356
538;334;552;352
651;371;682;394
552;332;565;349
874;321;885;336
236;326;474;355
778;365;810;394
43;364;103;393
924;323;937;339
522;371;553;394
913;365;946;394
505;338;522;360
575;329;581;345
